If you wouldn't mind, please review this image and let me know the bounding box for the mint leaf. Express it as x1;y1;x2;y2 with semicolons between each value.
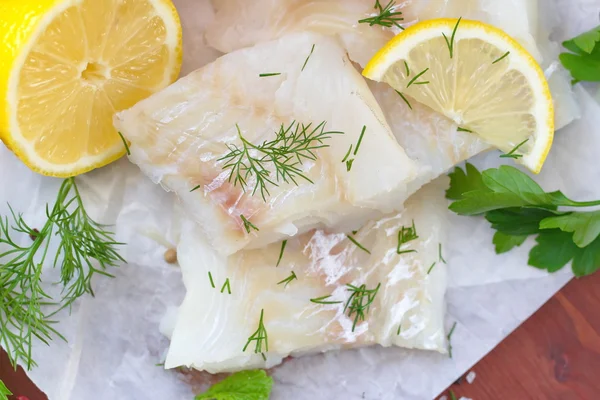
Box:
568;25;600;54
195;370;273;400
540;210;600;248
486;208;557;236
446;163;486;200
0;380;11;400
528;230;578;272
572;236;600;276
493;232;527;254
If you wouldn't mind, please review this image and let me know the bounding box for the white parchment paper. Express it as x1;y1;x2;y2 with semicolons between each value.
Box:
3;0;600;399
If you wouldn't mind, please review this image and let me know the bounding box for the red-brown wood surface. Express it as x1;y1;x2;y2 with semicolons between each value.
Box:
2;273;600;400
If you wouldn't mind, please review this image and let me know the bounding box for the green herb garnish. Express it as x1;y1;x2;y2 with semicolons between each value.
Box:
310;295;343;305
0;380;11;400
117;131;130;155
427;262;437;274
190;185;201;192
396;220;418;254
277;271;297;287
259;73;281;77
241;215;259;234
220;278;232;294
219;122;342;201
447;163;600;276
442;18;462;59
492;51;510;64
439;243;446;264
457;127;472;133
407;68;429;87
276;240;287;267
447;321;457;358
499;139;529;159
395;90;412;110
347;235;371;254
195;369;273;400
0;178;123;369
301;44;316;72
208;271;215;288
559;25;600;83
358;1;404;30
342;126;367;172
243;309;269;361
344;283;381;332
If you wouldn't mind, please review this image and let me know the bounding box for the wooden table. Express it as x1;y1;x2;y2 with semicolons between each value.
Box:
3;272;600;400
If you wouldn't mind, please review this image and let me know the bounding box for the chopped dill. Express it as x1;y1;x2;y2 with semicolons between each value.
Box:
301;44;316;72
243;309;269;361
442;17;462;59
395;90;412;110
276;240;287;267
259;73;281;77
492;51;510;64
344;283;381;332
277;271;297;287
347;235;371;254
220;278;232;294
358;1;404;30
407;68;429;87
310;295;343;305
500;139;529;159
241;214;259;234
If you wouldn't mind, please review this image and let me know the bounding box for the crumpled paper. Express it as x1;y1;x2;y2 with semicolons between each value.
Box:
2;0;599;399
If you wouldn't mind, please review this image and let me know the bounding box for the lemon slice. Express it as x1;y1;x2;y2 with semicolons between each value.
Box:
363;18;554;173
0;0;182;176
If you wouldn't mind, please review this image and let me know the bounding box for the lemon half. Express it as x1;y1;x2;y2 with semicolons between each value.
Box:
0;0;182;176
363;18;554;173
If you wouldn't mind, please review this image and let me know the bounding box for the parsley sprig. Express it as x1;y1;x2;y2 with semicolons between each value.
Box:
559;25;600;83
0;178;123;369
447;164;600;276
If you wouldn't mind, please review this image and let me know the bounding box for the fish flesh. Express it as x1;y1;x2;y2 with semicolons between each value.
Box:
114;32;417;256
206;0;580;129
161;178;449;373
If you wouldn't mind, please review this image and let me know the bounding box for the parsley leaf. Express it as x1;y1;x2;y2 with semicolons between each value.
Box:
560;25;600;83
540;210;600;247
446;163;486;200
493;231;527;254
486;207;557;236
447;164;600;277
0;380;11;400
195;370;273;400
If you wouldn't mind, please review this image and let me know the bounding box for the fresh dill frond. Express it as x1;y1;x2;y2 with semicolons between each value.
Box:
341;126;367;172
310;295;342;305
439;243;447;264
117;131;130;155
344;283;381;332
277;271;297;287
397;220;418;254
301;44;316;72
442;17;462;58
208;271;215;288
358;1;404;30
407;68;429;87
347;235;371;254
427;262;437;274
447;321;458;358
243;309;269;361
276;240;287;267
395;90;412;110
492;51;510;64
259;73;281;77
500;139;529;159
219;122;342;201
457;127;472;133
0;178;123;370
241;215;259;234
220;278;232;294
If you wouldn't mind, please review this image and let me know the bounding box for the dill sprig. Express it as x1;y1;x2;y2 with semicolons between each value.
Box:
347;235;371;254
276;240;287;267
447;321;458;358
344;283;381;332
407;68;429;87
241;215;259;234
117;131;130;155
301;44;316;72
439;243;447;264
277;271;297;287
310;295;342;305
358;1;404;30
243;309;269;361
0;178;123;370
492;51;510;64
220;278;231;294
457;127;472;133
208;271;215;288
395;90;412;110
442;18;462;58
500;139;529;159
397;220;418;254
219;122;343;201
259;73;281;77
341;126;367;172
427;262;437;274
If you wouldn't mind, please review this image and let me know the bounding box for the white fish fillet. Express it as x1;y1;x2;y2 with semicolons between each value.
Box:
162;178;449;373
114;32;417;256
206;0;580;129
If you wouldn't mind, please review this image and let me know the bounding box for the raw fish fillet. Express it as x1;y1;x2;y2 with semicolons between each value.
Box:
161;178;449;373
114;32;417;256
206;0;580;129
